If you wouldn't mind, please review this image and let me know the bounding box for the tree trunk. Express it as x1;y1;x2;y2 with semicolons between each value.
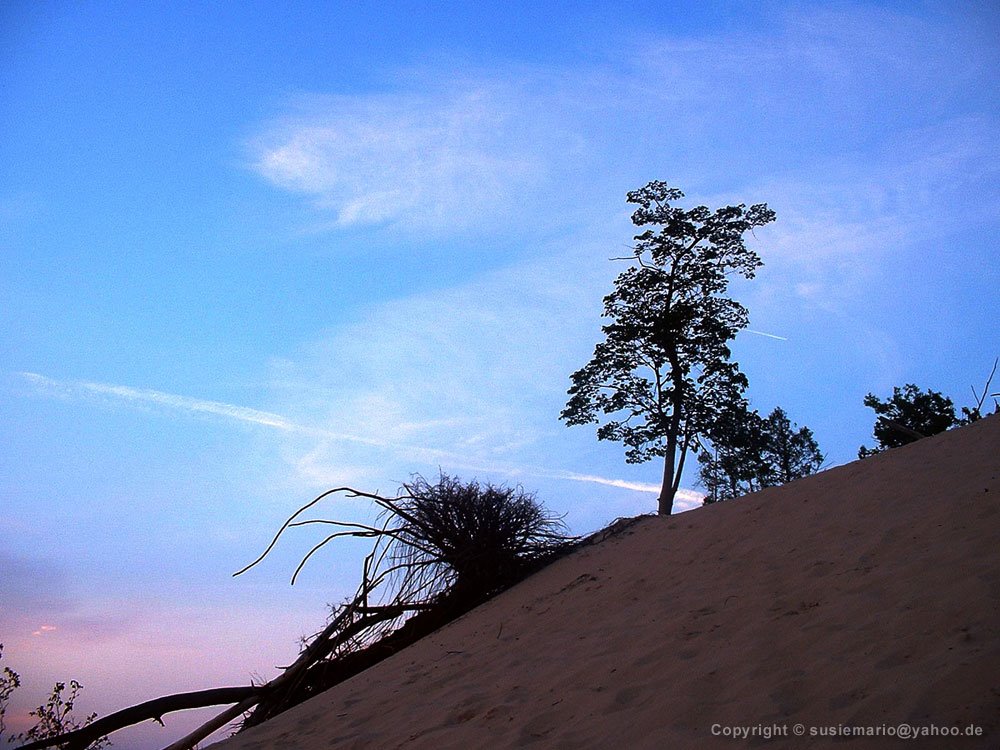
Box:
13;687;259;750
658;454;675;515
658;377;684;515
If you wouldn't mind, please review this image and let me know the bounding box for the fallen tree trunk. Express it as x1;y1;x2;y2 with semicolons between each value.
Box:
158;695;261;750
13;604;421;750
168;604;413;749
14;686;260;750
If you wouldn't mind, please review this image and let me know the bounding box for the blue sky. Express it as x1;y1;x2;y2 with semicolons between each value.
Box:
2;1;998;746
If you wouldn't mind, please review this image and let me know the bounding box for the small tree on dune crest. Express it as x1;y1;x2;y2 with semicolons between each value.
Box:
858;384;958;458
697;401;764;503
759;407;824;486
859;360;999;458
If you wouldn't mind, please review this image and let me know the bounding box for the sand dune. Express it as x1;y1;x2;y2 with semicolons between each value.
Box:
210;415;999;749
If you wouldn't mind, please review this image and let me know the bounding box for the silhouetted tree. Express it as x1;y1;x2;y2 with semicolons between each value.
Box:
760;407;824;485
561;181;774;514
859;384;958;458
0;645;18;741
699;405;823;503
697;401;765;503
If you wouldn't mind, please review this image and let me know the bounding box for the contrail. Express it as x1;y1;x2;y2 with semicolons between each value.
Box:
545;471;704;508
19;372;383;446
745;329;788;341
19;372;704;505
549;471;660;494
21;372;296;430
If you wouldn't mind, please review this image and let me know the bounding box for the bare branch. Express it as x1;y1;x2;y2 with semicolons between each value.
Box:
970;357;999;415
13;687;259;750
159;696;259;750
233;486;408;578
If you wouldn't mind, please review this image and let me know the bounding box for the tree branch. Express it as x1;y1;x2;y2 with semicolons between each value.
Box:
233;487;409;578
13;687;260;750
159;696;260;750
970;357;998;415
877;417;926;442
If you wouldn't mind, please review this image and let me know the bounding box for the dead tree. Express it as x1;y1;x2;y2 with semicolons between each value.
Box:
16;474;571;750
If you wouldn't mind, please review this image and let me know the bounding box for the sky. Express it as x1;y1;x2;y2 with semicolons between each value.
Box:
1;1;998;746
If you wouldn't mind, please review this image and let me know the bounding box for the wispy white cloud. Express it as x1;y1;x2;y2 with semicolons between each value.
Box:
19;371;432;452
249;81;585;233
247;6;998;313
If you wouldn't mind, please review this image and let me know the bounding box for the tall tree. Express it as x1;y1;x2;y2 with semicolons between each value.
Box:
858;384;958;458
561;181;775;514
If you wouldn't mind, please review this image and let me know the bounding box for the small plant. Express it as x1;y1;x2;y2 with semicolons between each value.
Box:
0;645;110;750
1;645;21;740
16;681;110;749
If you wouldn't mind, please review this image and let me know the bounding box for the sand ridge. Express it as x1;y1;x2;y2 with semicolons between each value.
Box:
210;415;1000;749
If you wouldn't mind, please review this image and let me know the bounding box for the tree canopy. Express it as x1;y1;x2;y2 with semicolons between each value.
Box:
858;362;999;458
561;181;775;514
858;384;958;458
698;405;824;503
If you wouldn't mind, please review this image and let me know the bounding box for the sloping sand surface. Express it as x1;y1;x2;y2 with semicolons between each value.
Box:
211;416;1000;749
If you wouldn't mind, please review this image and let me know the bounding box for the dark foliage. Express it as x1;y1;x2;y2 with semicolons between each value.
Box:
389;474;569;600
859;361;1000;459
1;645;19;741
858;384;958;458
698;405;823;503
237;472;570;603
697;402;764;503
561;180;774;514
759;407;824;486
